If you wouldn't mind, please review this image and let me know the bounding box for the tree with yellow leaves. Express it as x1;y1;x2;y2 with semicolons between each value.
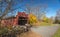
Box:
42;15;49;23
28;13;38;26
43;15;53;24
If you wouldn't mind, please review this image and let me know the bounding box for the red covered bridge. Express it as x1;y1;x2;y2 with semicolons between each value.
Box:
1;12;28;26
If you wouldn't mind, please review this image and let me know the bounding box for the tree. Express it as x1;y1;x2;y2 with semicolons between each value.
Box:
49;16;54;24
55;9;60;24
28;13;38;25
42;15;49;23
0;0;12;19
0;0;24;19
24;4;48;20
42;15;54;24
0;0;24;26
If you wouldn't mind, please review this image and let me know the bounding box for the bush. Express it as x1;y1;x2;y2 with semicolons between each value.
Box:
0;25;26;37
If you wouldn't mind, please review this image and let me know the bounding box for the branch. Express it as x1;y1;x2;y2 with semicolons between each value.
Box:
0;1;12;19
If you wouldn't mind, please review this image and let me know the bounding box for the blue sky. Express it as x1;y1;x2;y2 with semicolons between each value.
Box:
14;0;60;17
2;0;60;17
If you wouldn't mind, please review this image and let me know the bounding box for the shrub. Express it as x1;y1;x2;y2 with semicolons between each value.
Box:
0;25;26;37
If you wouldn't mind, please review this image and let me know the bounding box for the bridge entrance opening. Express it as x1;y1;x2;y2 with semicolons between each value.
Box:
18;17;27;25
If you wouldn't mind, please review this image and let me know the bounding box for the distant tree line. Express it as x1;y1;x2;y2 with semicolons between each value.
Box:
54;9;60;24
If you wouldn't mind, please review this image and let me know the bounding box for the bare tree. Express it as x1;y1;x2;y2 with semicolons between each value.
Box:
0;0;24;25
24;4;48;20
0;0;24;19
0;0;12;19
55;9;60;24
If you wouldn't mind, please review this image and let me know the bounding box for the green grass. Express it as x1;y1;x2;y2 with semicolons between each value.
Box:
53;28;60;37
39;22;54;26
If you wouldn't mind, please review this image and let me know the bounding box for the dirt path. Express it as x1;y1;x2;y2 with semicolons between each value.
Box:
17;31;42;37
31;25;59;37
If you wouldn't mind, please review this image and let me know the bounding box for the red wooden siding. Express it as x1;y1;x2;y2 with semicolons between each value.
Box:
1;12;28;26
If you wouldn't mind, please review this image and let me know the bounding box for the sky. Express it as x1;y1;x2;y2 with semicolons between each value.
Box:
1;0;60;17
14;0;60;18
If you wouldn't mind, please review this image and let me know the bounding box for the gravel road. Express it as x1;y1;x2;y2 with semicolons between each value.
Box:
31;25;59;37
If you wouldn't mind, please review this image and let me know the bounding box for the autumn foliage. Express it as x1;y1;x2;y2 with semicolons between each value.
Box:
42;16;52;23
28;13;38;25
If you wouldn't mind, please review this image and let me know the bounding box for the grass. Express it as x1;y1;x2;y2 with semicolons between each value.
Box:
53;27;60;37
32;22;56;26
39;22;55;26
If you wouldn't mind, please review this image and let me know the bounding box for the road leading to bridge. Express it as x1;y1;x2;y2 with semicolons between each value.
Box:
31;25;59;37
